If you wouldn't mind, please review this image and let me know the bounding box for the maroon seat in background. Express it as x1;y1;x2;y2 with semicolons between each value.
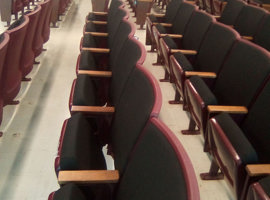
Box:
21;5;42;81
42;0;53;44
32;0;51;58
0;33;10;125
2;16;29;105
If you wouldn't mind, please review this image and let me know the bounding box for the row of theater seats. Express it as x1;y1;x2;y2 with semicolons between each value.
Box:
0;0;54;133
146;0;270;199
47;0;201;199
1;0;71;27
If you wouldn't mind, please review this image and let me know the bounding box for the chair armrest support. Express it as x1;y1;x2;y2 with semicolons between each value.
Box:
71;106;115;114
92;21;107;25
84;32;108;37
58;170;120;184
82;47;110;53
246;164;270;177
185;71;217;78
242;36;253;41
78;70;112;77
170;49;197;55
160;33;183;38
207;105;248;114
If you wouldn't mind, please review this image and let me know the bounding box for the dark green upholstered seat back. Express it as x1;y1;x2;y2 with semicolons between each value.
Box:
107;0;123;20
219;0;246;26
195;22;239;73
259;176;270;196
109;19;132;66
254;14;270;51
171;2;195;34
111;67;156;175
8;15;26;30
213;40;270;107
241;79;270;163
60;113;106;170
234;5;266;37
116;120;188;200
110;38;143;105
164;0;183;22
108;9;128;48
182;10;214;51
0;34;4;43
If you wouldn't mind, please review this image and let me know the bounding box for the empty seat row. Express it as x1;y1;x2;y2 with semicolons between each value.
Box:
0;0;54;133
47;3;201;200
145;1;270;199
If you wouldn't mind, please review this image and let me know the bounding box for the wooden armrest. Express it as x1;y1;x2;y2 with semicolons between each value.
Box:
82;47;110;53
159;23;173;27
186;0;196;5
246;164;270;177
78;70;112;77
92;11;108;15
138;0;152;2
92;21;107;25
84;32;108;37
207;105;248;114
71;106;115;114
242;36;253;41
170;49;197;55
160;33;183;38
185;71;217;78
213;15;221;19
147;13;165;17
58;170;119;184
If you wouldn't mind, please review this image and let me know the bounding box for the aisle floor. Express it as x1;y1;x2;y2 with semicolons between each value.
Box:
0;1;234;199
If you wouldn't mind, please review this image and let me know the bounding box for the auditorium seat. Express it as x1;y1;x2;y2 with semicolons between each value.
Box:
12;0;23;20
85;0;124;22
246;176;270;200
183;39;270;138
42;0;53;44
2;16;29;105
169;22;240;105
233;4;267;39
55;65;162;177
201;77;270;199
20;5;42;81
71;37;145;111
152;2;196;68
0;33;10;125
80;8;129;49
159;10;215;82
32;0;51;58
49;117;199;200
212;0;226;16
217;0;246;26
77;19;134;73
145;0;183;51
205;0;214;14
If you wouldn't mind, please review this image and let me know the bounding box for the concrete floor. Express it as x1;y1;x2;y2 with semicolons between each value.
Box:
0;0;234;199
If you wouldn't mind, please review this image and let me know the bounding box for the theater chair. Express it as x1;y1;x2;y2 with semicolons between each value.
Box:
83;5;128;35
204;0;213;14
159;10;215;82
49;117;199;200
71;37;146;112
217;0;246;26
212;0;226;16
20;5;42;81
0;33;10;126
145;0;183;51
80;8;129;50
183;39;270;139
77;19;134;73
42;0;53;44
55;65;162;177
169;22;240;105
2;16;29;105
201;78;270;199
85;0;124;22
246;176;270;200
32;0;51;59
152;2;196;66
247;13;270;52
233;4;267;40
